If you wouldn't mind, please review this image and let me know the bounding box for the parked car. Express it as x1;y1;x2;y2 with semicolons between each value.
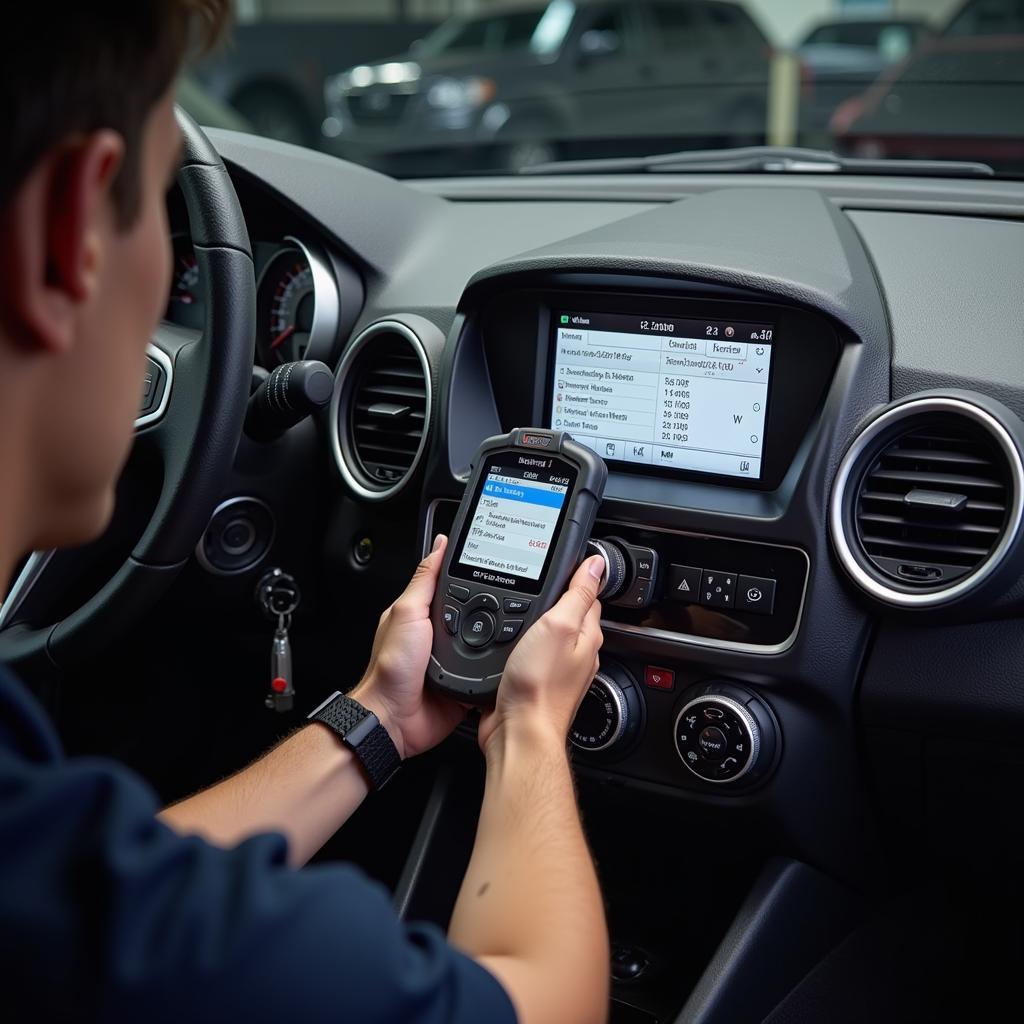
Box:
190;18;436;149
831;0;1024;169
797;17;931;147
321;0;773;175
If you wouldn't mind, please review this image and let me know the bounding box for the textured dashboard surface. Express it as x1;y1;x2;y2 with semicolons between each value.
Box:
849;211;1024;420
207;129;652;315
467;187;887;350
862;616;1024;735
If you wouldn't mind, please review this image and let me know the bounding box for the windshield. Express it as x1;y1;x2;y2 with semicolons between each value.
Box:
186;0;1024;179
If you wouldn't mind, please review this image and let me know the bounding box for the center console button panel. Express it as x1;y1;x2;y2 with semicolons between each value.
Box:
590;523;808;653
736;575;776;614
427;501;809;654
700;570;736;609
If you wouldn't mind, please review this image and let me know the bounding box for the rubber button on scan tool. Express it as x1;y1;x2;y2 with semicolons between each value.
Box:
503;597;531;614
447;584;471;603
496;619;524;643
442;604;460;635
461;610;496;648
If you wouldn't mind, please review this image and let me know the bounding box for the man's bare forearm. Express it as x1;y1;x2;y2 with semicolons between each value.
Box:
448;721;609;1024
159;723;369;867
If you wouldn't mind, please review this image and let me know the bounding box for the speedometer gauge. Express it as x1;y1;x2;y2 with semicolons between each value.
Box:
165;233;205;330
267;254;314;362
256;237;340;368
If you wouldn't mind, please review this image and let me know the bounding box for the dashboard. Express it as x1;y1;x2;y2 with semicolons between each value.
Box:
167;130;1024;920
166;232;353;370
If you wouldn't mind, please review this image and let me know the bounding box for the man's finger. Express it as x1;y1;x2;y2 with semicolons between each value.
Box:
397;534;448;611
554;555;605;627
576;599;602;653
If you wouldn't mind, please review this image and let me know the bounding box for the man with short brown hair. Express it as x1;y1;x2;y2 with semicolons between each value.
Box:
0;5;609;1023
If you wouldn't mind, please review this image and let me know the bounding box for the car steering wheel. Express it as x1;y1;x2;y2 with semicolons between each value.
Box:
0;110;255;673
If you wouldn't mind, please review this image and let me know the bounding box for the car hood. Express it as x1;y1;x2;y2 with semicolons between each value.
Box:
799;43;888;75
371;50;549;80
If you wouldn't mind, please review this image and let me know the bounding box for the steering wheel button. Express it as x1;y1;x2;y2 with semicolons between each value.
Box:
496;618;524;643
461;610;495;647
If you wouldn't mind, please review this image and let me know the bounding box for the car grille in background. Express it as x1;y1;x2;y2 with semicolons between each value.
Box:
346;91;412;127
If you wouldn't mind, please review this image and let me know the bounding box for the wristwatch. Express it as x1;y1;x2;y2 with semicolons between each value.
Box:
307;691;402;790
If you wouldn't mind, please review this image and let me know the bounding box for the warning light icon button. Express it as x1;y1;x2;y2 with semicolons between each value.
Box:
668;565;702;605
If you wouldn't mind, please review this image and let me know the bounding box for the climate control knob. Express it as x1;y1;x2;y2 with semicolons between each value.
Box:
586;538;628;601
571;664;643;756
674;686;778;785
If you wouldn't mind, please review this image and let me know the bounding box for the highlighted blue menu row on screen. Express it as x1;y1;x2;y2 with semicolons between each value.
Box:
482;479;566;509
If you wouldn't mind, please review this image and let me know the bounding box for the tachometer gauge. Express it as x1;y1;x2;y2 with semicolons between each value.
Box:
165;234;205;330
256;237;340;368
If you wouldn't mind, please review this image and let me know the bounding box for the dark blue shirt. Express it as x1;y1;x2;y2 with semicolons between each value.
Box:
0;666;515;1023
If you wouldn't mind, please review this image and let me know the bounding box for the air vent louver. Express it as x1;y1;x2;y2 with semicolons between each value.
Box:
831;396;1024;608
331;321;432;501
350;334;427;485
854;420;1010;587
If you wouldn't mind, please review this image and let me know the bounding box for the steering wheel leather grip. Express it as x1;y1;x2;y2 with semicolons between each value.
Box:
0;110;256;670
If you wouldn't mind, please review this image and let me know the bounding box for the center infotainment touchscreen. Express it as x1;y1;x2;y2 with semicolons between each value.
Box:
549;311;775;480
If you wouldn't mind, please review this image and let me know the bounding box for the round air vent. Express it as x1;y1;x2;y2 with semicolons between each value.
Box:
830;396;1024;607
330;320;432;500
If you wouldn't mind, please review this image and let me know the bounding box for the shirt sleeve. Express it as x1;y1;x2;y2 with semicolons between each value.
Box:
0;723;516;1023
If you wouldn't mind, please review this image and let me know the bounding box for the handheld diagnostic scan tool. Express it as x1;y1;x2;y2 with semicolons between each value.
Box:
428;429;608;704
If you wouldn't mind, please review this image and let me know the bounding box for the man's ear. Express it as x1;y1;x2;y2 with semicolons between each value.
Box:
0;130;125;355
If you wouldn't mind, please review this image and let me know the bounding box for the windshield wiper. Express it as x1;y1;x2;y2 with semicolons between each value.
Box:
521;146;995;179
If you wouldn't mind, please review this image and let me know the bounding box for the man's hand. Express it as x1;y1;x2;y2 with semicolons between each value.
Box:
477;555;605;756
450;552;610;1024
350;535;465;760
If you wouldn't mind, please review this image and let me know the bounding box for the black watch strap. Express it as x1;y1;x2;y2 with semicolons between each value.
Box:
308;692;402;790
